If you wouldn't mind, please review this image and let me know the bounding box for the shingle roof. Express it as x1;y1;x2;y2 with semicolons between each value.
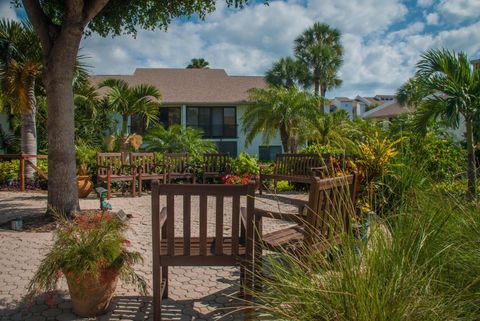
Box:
89;68;266;105
364;101;408;118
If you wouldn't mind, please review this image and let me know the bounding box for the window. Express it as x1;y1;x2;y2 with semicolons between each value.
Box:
259;145;282;161
186;107;237;138
215;141;237;156
130;106;180;134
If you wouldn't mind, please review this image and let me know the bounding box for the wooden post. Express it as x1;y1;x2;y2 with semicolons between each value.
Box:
19;155;25;192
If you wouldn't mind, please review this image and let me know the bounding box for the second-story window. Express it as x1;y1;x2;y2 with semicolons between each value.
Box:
186;107;237;138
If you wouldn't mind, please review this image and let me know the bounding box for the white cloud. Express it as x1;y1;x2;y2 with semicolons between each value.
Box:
425;12;440;25
438;0;480;22
0;2;19;21
417;0;435;7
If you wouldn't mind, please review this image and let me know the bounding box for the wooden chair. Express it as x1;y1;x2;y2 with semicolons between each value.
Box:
259;153;327;194
151;181;258;321
96;152;137;199
130;152;167;196
202;153;232;183
255;173;359;255
163;152;196;183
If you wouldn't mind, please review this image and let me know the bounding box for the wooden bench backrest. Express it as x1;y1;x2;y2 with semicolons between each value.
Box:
304;173;359;245
97;152;125;175
130;152;157;174
164;153;189;174
274;153;323;176
204;153;231;173
152;182;255;258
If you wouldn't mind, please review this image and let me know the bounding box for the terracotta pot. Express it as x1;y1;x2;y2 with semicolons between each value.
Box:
66;272;118;317
77;176;93;198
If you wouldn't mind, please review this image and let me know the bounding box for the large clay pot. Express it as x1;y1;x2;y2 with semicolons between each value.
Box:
66;272;118;317
77;176;93;198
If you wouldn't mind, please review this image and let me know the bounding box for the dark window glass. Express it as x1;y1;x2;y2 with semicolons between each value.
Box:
259;145;282;161
186;106;237;138
159;107;181;128
216;141;237;156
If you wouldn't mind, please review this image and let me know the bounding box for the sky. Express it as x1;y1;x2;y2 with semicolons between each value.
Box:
1;0;480;98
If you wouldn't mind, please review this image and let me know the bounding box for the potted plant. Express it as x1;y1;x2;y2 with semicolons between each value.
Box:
76;143;96;198
27;210;147;317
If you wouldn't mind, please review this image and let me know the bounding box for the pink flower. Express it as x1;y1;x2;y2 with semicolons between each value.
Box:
123;239;132;247
55;271;63;279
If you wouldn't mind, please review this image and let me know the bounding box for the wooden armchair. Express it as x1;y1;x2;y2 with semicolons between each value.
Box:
256;173;359;255
130;152;166;196
96;152;137;199
151;181;258;321
163;152;196;183
202;153;232;183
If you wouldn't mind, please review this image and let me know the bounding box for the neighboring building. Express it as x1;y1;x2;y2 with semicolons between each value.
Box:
363;100;410;120
329;94;405;120
90;68;283;159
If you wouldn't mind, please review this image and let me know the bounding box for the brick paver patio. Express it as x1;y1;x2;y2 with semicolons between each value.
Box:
0;191;306;321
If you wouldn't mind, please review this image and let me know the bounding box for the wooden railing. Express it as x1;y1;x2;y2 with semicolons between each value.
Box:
0;154;48;191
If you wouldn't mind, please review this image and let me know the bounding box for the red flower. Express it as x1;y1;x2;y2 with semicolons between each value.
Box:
122;239;132;247
55;271;63;279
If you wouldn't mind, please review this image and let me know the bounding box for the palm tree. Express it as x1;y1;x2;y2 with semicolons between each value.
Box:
413;49;480;198
0;19;42;179
265;56;311;89
294;23;343;113
98;79;161;135
186;58;210;69
396;77;432;109
242;86;320;153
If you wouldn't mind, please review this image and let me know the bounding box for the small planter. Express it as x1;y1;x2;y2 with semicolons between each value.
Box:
66;272;118;317
77;176;93;198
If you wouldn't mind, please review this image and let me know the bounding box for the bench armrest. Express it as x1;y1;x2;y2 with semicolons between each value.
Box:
253;208;305;224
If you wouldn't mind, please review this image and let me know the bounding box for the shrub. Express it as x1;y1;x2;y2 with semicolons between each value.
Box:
275;180;294;192
300;143;346;158
231;152;259;175
0;160;20;185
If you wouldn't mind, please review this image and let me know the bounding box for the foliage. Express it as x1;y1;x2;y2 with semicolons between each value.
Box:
75;141;97;176
265;56;311;89
243;86;320;153
186;58;209;69
27;210;147;299
300;144;346;158
231;152;259;175
143;125;216;163
221;174;250;185
275;180;295;192
0;160;19;184
98;78;161;135
253;187;480;321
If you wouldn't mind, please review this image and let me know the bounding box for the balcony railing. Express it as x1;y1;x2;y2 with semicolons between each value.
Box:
188;124;238;138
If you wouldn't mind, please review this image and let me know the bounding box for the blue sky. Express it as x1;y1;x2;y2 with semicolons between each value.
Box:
1;0;479;98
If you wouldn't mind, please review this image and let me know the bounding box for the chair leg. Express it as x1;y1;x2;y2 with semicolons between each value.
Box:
153;266;162;321
162;266;169;299
138;175;142;197
131;177;136;197
107;177;111;200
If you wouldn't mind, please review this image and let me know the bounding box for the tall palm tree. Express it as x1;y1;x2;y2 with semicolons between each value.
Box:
0;19;42;179
413;49;480;198
98;79;161;135
294;23;343;113
242;86;320;153
186;58;210;69
396;77;432;109
265;56;311;89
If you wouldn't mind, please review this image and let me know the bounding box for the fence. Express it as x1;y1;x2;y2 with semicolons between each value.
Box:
0;154;48;191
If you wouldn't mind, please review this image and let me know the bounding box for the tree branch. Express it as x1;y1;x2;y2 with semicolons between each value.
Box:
82;0;111;25
22;0;53;52
65;0;85;22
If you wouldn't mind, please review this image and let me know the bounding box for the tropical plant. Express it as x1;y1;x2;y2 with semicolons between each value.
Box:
98;79;161;135
231;152;259;175
396;77;431;109
27;210;147;302
75;141;97;176
143;124;216;161
412;49;480;198
265;56;311;89
243;86;320;153
294;22;344;113
0;19;42;178
186;57;210;69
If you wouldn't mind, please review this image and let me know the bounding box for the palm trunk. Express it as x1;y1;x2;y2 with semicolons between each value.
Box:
42;28;83;214
465;117;477;199
313;75;324;114
21;74;38;180
122;114;129;135
320;85;327;115
279;123;290;153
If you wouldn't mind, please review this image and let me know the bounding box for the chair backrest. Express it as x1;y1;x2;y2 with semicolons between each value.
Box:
130;152;157;174
164;152;189;174
303;173;359;245
274;153;323;176
204;153;231;173
152;182;255;259
97;152;125;175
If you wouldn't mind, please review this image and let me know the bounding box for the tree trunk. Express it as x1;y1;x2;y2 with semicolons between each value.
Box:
465;117;477;199
21;74;37;180
42;28;83;214
279;123;290;153
122;114;129;135
313;75;324;114
320;85;327;115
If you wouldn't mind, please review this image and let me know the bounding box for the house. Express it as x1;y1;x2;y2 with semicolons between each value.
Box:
363;100;411;120
329;94;404;119
90;68;284;160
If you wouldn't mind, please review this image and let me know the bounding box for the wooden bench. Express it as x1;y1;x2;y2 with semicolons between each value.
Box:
163;152;196;184
202;153;232;183
151;181;258;321
130;152;166;196
259;153;327;194
255;173;359;256
96;152;137;199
